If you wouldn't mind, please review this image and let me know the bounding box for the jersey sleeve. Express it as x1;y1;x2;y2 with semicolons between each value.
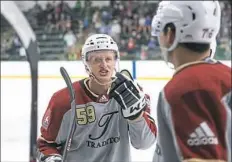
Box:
158;87;230;162
37;92;69;158
128;94;157;149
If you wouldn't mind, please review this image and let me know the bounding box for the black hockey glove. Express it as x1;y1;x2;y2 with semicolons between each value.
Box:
41;154;62;162
109;70;147;120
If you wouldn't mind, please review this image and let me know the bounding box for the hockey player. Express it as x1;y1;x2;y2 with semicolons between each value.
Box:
37;34;157;162
151;1;231;162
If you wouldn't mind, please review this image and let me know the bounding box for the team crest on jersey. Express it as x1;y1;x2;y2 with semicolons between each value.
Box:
97;94;109;103
42;109;51;130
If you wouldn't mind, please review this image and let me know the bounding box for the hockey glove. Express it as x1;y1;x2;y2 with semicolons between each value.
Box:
109;70;147;120
41;154;62;162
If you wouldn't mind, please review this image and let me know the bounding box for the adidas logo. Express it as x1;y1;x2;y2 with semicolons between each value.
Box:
187;121;218;146
98;95;108;103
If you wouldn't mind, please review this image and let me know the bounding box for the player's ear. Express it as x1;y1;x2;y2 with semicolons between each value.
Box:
163;23;176;48
167;27;175;47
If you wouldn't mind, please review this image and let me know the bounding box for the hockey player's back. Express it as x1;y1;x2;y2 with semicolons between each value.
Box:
153;59;231;162
151;1;231;161
164;60;231;160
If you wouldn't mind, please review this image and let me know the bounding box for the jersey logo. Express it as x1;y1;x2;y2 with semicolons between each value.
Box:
97;94;109;103
89;111;118;140
130;97;146;113
187;121;218;146
42;109;51;130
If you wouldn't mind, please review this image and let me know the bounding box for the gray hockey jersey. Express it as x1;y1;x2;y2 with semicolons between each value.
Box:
37;78;157;162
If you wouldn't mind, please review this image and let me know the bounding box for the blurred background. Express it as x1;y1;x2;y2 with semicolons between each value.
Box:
1;0;231;61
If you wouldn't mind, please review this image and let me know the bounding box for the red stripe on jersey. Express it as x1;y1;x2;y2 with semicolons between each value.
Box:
143;111;157;136
143;94;157;136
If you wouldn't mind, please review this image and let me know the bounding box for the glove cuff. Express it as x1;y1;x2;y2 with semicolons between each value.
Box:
41;154;62;162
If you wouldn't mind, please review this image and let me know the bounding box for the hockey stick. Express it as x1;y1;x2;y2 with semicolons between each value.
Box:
28;41;39;162
1;2;39;162
60;67;77;162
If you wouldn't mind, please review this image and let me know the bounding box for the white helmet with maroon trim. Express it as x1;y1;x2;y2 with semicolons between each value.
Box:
81;34;120;66
81;34;120;85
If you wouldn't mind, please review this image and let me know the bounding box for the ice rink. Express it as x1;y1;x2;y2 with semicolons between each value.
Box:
1;77;168;162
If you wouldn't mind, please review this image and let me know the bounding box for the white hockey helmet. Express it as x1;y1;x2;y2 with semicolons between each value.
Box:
81;34;120;65
151;1;221;54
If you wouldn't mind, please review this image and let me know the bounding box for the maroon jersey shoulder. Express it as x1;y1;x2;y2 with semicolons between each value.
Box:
164;62;231;100
51;79;94;109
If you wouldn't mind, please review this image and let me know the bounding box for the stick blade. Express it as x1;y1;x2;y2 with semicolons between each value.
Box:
60;67;75;101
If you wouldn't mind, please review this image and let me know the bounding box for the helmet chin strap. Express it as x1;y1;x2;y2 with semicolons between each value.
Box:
88;67;118;87
89;73;114;86
160;46;175;69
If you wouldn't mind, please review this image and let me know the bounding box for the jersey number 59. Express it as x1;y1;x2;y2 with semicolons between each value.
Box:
76;105;96;125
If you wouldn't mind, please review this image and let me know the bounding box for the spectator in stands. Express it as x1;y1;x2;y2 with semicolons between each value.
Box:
138;15;146;33
147;37;157;50
92;9;102;32
63;29;76;51
83;16;90;30
57;13;72;32
12;34;22;55
110;19;121;43
44;2;56;32
92;9;100;24
1;1;230;61
144;15;152;33
19;47;26;57
63;28;76;60
99;21;111;35
127;37;136;55
101;10;112;23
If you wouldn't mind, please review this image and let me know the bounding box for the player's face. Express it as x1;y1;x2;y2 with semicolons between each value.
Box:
158;32;169;56
87;50;116;83
159;32;166;47
159;31;173;50
158;31;175;65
